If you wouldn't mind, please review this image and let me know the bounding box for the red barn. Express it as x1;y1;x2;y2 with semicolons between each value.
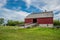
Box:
25;11;53;27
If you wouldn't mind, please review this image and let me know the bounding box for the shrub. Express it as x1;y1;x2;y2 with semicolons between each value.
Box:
53;20;60;26
6;20;24;26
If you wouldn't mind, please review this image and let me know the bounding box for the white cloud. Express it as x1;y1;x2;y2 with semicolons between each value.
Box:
0;0;60;21
23;0;31;8
54;13;60;20
0;0;30;21
24;0;60;11
0;8;30;21
41;0;60;11
0;0;7;8
24;0;60;19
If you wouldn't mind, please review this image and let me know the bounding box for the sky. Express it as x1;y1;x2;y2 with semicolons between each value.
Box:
0;0;60;21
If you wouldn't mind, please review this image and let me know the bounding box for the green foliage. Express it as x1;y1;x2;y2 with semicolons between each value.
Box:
7;20;24;26
0;26;60;40
53;20;60;26
0;18;4;25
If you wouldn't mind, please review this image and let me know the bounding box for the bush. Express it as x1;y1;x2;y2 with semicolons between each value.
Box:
6;20;24;26
53;20;60;26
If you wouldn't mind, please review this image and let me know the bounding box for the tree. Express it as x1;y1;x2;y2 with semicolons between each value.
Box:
6;20;24;26
0;18;4;25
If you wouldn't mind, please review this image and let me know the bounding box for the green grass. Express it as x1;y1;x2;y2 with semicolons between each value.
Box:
0;26;60;40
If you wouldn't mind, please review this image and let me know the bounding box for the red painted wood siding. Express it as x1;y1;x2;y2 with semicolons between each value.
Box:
25;18;33;24
37;17;53;24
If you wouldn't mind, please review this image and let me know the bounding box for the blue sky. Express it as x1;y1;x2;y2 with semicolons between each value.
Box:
0;0;60;21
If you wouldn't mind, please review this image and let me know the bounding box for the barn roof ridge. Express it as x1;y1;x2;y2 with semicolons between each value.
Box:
31;11;53;14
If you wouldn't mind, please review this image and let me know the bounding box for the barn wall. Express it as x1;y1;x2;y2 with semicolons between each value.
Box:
37;17;53;24
25;18;33;24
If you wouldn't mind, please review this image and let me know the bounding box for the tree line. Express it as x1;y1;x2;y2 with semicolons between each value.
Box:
0;18;24;26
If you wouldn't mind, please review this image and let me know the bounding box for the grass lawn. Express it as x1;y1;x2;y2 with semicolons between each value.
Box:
0;26;60;40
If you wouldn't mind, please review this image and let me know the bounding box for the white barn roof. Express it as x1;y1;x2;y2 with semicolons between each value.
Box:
26;11;53;18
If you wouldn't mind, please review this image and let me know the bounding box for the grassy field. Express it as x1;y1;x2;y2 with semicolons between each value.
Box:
0;26;60;40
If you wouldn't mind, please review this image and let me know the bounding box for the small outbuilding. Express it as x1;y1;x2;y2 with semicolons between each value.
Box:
25;11;53;27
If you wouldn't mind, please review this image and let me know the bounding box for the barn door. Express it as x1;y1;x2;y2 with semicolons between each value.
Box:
33;19;37;23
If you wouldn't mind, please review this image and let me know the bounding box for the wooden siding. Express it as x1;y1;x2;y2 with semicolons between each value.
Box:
37;17;53;24
25;17;53;24
25;18;33;24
